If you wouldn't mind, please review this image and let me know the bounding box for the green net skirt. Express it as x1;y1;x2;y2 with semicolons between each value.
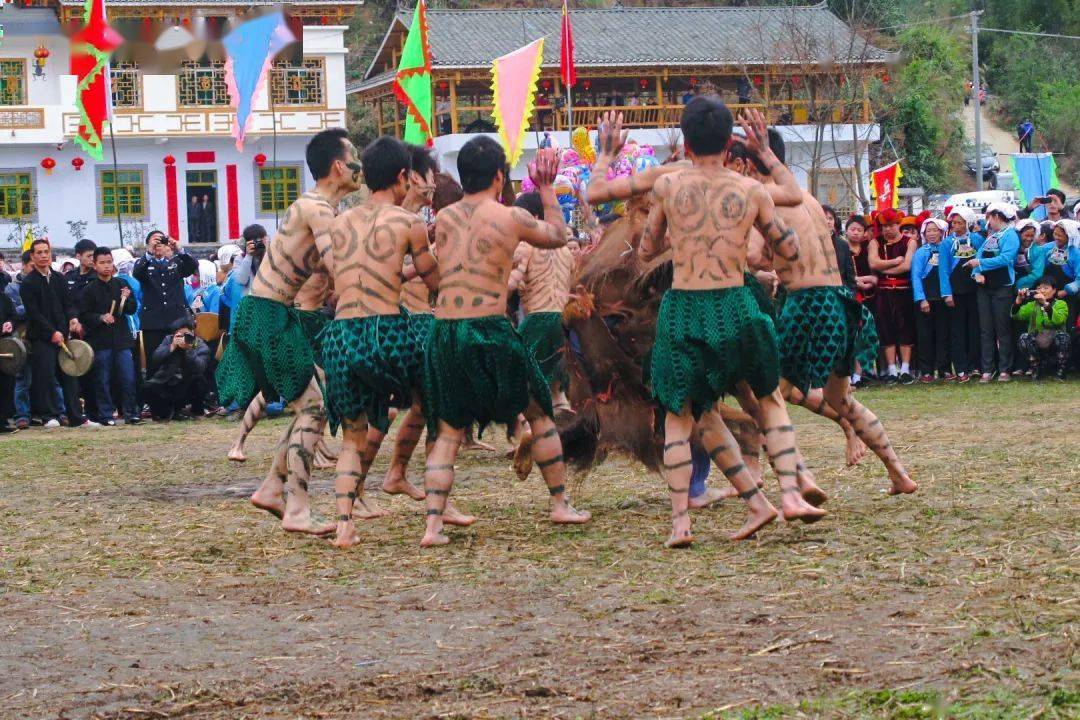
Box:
777;285;863;394
216;296;314;407
516;311;569;388
423;315;552;436
651;287;780;418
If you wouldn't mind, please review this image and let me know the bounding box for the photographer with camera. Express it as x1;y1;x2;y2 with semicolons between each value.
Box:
1018;188;1070;223
133;230;197;363
144;317;210;420
1013;277;1070;380
232;224;268;298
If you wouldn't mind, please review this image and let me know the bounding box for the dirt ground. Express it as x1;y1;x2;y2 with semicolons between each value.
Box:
1;381;1077;719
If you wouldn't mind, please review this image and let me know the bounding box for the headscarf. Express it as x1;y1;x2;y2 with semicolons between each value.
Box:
920;218;948;240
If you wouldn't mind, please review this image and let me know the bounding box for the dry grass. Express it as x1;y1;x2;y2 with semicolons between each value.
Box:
0;381;1077;719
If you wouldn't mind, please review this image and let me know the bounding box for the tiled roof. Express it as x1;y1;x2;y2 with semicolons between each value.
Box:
56;0;366;5
372;3;886;76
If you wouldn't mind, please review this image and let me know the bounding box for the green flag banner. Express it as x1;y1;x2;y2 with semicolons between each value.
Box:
393;1;433;146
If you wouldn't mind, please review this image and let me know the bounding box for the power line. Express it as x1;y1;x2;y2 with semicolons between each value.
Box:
979;27;1080;41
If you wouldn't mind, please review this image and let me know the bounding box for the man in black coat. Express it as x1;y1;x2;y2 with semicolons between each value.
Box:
144;316;210;421
0;286;16;433
78;247;140;426
132;230;197;363
66;238;100;421
188;195;205;244
18;238;90;428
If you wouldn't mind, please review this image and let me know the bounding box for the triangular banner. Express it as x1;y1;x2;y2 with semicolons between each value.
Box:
491;38;544;167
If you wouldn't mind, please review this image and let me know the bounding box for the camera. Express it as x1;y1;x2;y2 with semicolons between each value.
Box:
182;332;196;345
1018;288;1036;302
253;237;266;252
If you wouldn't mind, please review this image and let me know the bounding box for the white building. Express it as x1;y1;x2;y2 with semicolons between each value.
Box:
0;0;362;250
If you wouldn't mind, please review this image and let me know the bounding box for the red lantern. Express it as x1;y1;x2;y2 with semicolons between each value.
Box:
71;157;84;172
689;76;698;87
638;78;648;89
882;73;890;84
438;80;449;91
753;75;763;86
582;79;591;90
791;75;802;86
320;15;329;25
541;79;551;92
41;157;56;175
254;153;267;168
163;155;176;166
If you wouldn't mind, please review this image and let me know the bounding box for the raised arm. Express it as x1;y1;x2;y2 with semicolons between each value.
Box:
752;184;800;264
406;214;439;292
514;149;567;249
738;109;801;207
587;111;681;204
639;178;670;263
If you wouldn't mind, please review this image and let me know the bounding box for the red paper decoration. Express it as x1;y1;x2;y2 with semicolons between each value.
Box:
163;155;176;166
41;157;56;175
254;153;267;168
71;157;84;171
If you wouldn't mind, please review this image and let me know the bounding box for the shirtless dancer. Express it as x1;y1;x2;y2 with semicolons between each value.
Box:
421;139;591;547
215;128;359;535
319;137;449;548
509;192;575;413
346;144;443;512
750;130;917;496
588;110;817;519
226;268;337;469
640;97;832;548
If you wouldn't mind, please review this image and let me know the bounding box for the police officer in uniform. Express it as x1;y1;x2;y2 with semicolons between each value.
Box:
132;230;197;365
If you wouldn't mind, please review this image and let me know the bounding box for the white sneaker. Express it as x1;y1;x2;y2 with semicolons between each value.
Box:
78;419;102;428
43;419;60;429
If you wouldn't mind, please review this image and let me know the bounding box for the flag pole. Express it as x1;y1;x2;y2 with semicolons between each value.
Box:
107;121;124;249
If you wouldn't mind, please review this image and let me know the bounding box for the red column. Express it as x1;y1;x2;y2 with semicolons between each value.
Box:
164;164;180;241
226;164;240;240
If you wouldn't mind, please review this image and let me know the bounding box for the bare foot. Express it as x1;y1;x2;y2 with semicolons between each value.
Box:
665;515;694;548
382;471;426;501
798;474;829;508
550;503;591;524
420;530;450;547
729;503;778;541
887;468;918;495
463;439;497;453
512;432;534;481
353;496;391;520
281;513;336;536
689;487;731;509
332;519;358;548
315;438;338;462
780;490;827;524
228;445;247;463
443;503;477;527
845;433;867;466
250;489;284;520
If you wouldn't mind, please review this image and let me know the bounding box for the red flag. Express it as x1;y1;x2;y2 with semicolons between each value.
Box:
560;0;576;88
70;0;122;160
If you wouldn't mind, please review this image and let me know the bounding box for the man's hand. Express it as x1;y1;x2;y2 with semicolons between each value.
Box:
51;331;63;346
597;111;627;159
1;321;12;334
528;148;559;188
919;300;930;313
754;269;779;297
738;108;771;162
120;287;131;300
69;318;82;337
245;240;256;256
975;273;985;284
944;295;955;308
101;313;115;325
1056;290;1067;299
965;259;980;269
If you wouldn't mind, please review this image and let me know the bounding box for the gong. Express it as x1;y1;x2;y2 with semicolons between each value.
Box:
58;339;95;377
0;336;27;376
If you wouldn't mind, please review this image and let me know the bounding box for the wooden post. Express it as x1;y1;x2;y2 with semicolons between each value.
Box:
392;95;401;139
376;97;384;136
553;76;562;132
449;76;459;134
655;74;663;122
763;72;772;123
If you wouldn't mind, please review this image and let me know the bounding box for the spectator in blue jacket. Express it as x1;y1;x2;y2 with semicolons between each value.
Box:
912;218;951;381
1014;219;1046;291
940;207;984;381
1045;221;1080;297
970;204;1021;382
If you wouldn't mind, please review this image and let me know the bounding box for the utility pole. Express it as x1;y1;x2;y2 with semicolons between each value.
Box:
970;10;983;190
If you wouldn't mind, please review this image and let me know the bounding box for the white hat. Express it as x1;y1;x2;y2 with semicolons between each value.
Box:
110;247;134;266
920;217;948;238
1054;219;1080;248
217;243;241;267
198;258;217;289
1014;218;1038;234
947;206;977;226
985;202;1018;220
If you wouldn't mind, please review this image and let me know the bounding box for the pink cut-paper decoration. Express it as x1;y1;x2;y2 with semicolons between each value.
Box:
491;38;544;167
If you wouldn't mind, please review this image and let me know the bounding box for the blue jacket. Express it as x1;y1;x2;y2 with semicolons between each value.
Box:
975;227;1021;285
939;232;984;298
1015;243;1047;291
911;242;945;302
1043;244;1080;295
116;273;142;335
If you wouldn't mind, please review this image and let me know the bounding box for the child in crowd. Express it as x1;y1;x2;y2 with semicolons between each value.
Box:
1013;277;1070;380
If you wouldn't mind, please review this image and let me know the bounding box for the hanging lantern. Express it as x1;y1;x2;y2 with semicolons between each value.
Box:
254;153;267;168
881;73;890;84
753;75;764;86
541;79;551;92
320;15;329;25
71;157;84;172
33;44;49;79
41;157;56;175
689;76;698;87
638;78;648;89
791;74;802;87
582;79;591;90
438;80;449;92
163;155;176;166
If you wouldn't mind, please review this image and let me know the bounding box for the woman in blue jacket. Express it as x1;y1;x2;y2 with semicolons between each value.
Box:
968;204;1021;382
911;218;951;381
940;207;985;381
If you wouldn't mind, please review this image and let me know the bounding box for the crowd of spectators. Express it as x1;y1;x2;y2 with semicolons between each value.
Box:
0;224;273;433
824;188;1079;386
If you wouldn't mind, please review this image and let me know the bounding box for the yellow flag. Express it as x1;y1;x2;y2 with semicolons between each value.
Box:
21;227;35;252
